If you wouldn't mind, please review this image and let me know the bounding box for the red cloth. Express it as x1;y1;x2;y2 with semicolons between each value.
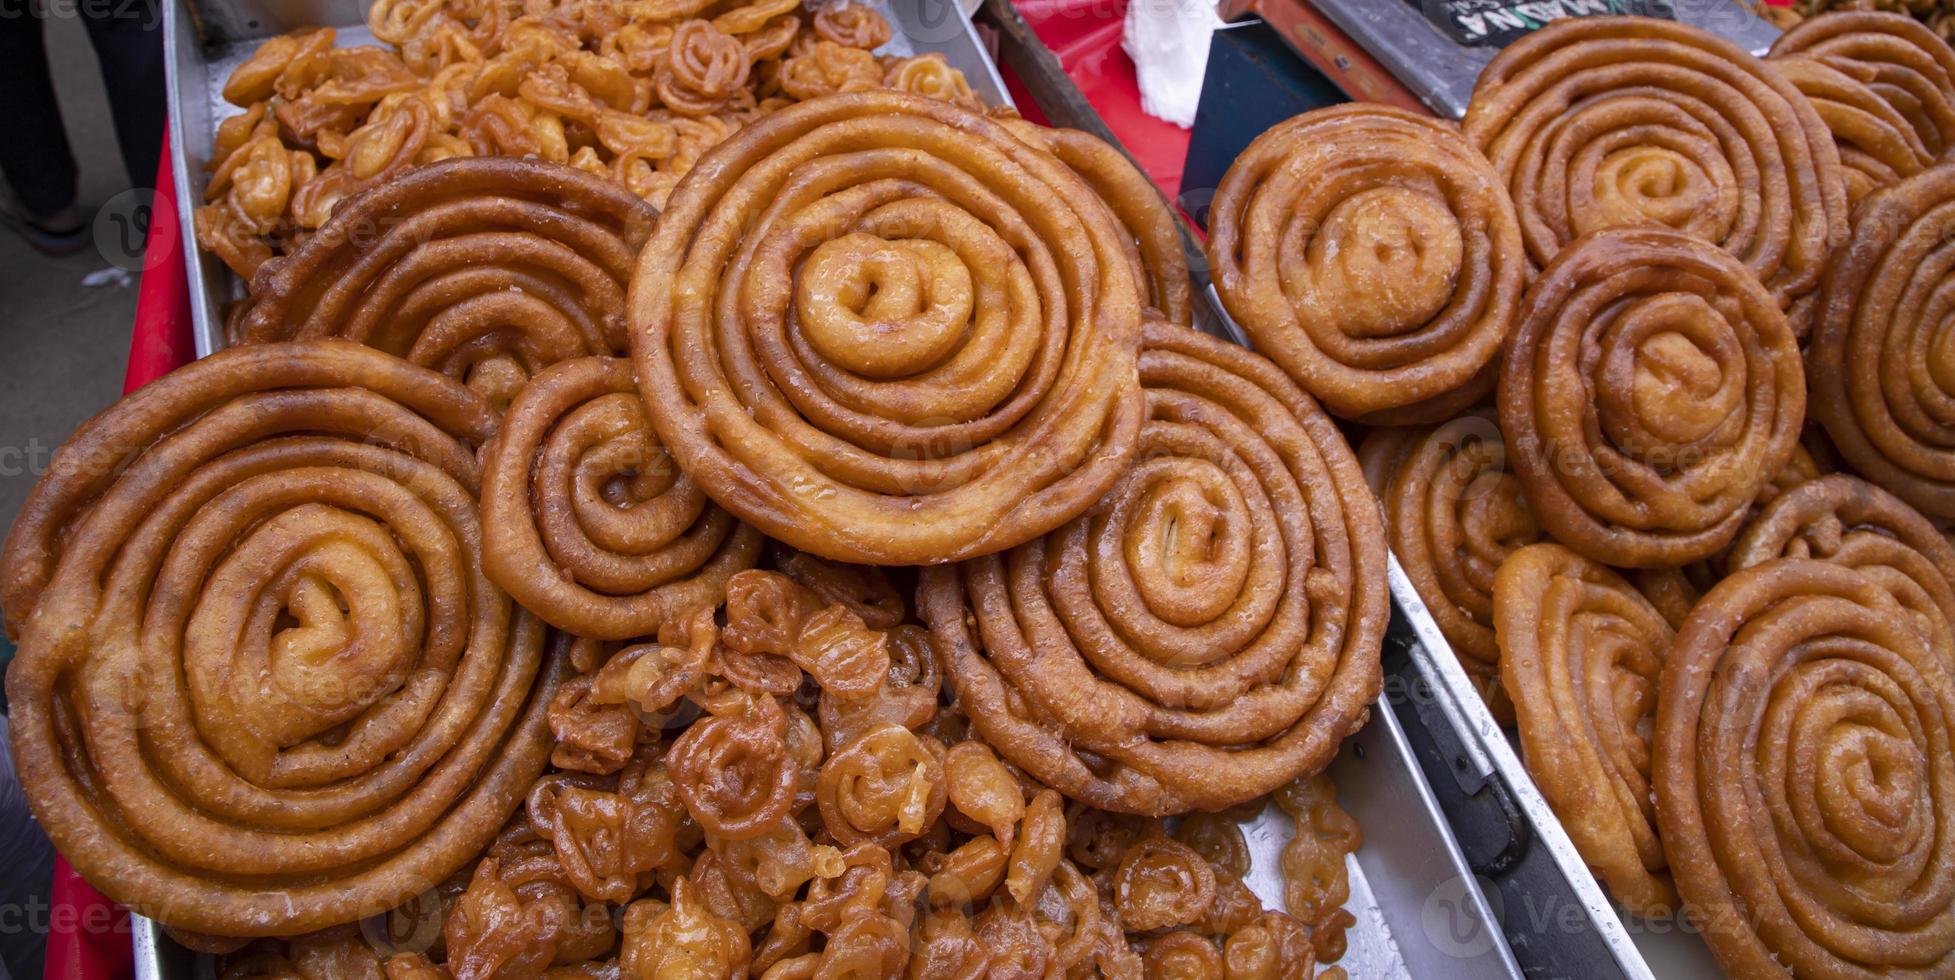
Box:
1004;0;1194;199
124;131;196;392
43;859;131;980
44;130;192;980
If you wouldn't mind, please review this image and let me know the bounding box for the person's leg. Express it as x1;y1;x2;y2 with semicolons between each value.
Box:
0;0;86;251
79;0;164;192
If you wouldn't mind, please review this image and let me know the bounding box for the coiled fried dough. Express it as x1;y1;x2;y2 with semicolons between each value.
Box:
0;341;561;936
1465;16;1848;334
919;321;1385;815
1498;226;1806;568
1208;104;1524;423
1654;559;1955;978
630;91;1144;565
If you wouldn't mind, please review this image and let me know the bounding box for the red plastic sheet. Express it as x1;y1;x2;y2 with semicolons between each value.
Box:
1003;0;1194;198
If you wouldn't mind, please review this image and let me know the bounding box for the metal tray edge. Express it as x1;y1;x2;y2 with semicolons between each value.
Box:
1385;554;1659;980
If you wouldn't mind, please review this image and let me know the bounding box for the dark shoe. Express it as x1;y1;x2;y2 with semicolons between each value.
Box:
0;197;88;256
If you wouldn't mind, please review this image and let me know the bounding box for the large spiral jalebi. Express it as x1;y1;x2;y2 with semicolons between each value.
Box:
1655;559;1955;978
234;157;658;408
630;91;1144;565
1465;16;1848;334
1498;226;1806;568
0;341;562;937
920;321;1385;815
1207;105;1525;423
1809;162;1955;519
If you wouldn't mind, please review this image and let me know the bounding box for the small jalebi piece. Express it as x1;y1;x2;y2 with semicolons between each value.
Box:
655;20;751;116
1271;774;1360;965
813;1;891;49
884;53;980;110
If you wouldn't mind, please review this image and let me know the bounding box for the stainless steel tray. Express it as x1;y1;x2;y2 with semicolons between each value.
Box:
139;3;1518;974
163;0;1014;358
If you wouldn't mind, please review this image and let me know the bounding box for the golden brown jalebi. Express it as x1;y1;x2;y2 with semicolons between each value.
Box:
1498;226;1806;568
1464;16;1849;335
1112;836;1215;931
478;356;760;638
1273;774;1360;964
655;20;751;116
1221;911;1317;979
813;1;891;49
441;818;616;974
1809;162;1955;519
1207;104;1525;423
1772;54;1935;205
1360;411;1540;721
1772;10;1955;159
232;157;658;408
1727;473;1955;653
1001;120;1193;326
884;52;981;109
1493;543;1677;917
0;341;562;937
775;39;883;99
630;91;1144;566
1654;559;1955;978
919;320;1385;815
197;2;988;276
